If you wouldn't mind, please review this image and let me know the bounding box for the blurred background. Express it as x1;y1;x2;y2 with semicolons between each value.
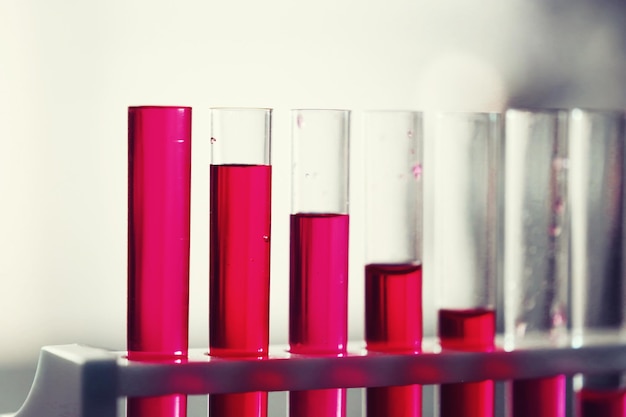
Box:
1;0;626;413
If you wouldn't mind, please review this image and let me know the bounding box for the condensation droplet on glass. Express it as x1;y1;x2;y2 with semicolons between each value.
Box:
554;198;565;214
412;164;422;180
296;114;304;129
552;310;565;328
552;157;569;171
407;130;413;138
210;137;217;143
262;235;270;243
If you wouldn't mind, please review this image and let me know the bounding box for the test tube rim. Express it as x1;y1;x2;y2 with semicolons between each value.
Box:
128;105;192;111
210;107;273;111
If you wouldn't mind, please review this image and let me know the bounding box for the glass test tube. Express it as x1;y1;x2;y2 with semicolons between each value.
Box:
569;109;626;417
429;112;500;417
127;106;192;417
289;109;350;417
363;111;423;417
209;108;272;417
503;109;569;417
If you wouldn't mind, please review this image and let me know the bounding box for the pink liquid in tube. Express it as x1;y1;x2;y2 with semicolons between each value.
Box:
127;106;192;416
289;389;346;417
127;386;187;417
578;388;626;417
209;164;271;356
209;392;268;417
289;213;349;417
511;375;565;417
365;263;422;417
366;385;421;417
438;308;495;417
365;263;422;353
289;213;349;354
209;164;272;417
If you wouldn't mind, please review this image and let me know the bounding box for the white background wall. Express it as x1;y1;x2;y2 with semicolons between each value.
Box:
1;0;625;366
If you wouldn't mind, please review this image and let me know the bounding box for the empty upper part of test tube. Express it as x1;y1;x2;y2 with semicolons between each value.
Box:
428;112;500;317
210;107;271;165
503;108;569;348
570;109;626;338
291;109;350;215
569;109;626;392
363;110;423;266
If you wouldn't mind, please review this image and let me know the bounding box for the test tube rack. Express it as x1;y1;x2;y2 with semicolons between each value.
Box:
3;335;626;417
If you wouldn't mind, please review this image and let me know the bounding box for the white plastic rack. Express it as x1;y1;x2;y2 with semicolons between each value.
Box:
4;333;626;417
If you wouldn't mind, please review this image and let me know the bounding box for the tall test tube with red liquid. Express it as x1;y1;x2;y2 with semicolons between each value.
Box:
569;109;626;417
289;109;350;417
363;111;423;417
429;112;500;417
503;109;569;417
209;108;272;417
127;106;192;417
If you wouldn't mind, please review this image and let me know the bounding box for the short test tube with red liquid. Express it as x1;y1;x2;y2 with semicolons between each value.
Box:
569;109;626;417
127;106;192;417
429;112;500;417
209;108;272;417
503;109;569;417
289;109;350;417
363;111;423;417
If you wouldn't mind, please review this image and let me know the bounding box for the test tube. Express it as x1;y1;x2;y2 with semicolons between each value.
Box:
503;109;569;417
363;111;423;417
289;109;350;417
428;112;500;417
209;108;272;417
569;109;626;417
127;106;192;417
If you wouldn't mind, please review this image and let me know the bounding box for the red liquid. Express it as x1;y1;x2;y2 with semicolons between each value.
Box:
209;164;272;356
209;392;267;417
367;385;422;417
128;107;191;358
365;263;423;353
289;213;349;417
127;395;186;417
578;388;626;417
127;106;192;417
290;389;346;417
209;164;272;417
438;308;496;417
289;213;349;354
365;263;422;417
511;376;565;417
438;308;495;352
